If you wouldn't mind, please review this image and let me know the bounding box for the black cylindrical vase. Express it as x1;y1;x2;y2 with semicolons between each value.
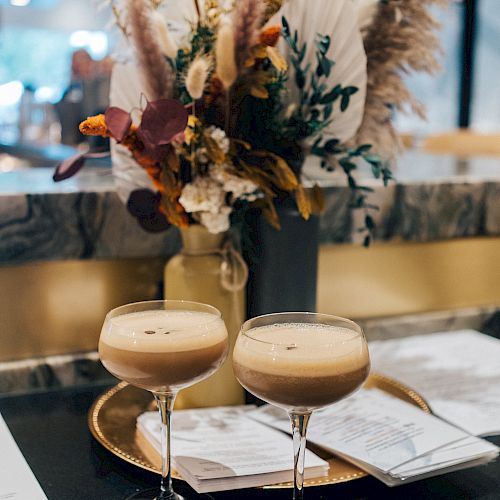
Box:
244;197;320;318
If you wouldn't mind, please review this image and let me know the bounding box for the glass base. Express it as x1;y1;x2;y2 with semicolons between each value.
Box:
125;488;184;500
125;487;216;500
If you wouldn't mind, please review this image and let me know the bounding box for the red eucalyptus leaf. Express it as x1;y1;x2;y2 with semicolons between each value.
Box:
137;99;188;156
137;211;171;232
127;189;159;217
83;151;111;160
105;107;132;142
127;189;170;232
53;153;86;182
53;150;110;182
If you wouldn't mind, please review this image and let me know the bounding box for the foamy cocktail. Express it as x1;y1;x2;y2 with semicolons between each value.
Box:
233;322;369;411
233;313;370;500
98;301;228;500
99;309;228;393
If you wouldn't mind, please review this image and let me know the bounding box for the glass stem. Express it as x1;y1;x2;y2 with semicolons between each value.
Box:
154;392;177;500
289;411;311;500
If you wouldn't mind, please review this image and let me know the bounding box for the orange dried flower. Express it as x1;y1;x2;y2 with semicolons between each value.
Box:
259;25;281;47
79;114;108;136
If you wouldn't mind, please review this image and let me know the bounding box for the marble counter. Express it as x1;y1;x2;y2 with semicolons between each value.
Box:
0;167;181;264
1;150;500;264
317;151;500;244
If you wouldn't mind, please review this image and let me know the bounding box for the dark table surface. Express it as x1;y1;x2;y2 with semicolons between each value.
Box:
1;383;499;500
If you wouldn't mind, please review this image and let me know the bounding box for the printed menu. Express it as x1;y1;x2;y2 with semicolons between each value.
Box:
369;330;500;436
249;389;498;486
137;406;329;493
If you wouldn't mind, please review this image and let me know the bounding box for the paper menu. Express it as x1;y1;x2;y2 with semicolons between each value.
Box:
0;414;48;500
250;389;469;472
390;436;497;477
248;389;499;486
369;330;500;436
137;406;329;493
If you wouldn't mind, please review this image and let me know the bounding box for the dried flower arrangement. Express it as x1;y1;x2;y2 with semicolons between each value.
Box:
56;0;446;243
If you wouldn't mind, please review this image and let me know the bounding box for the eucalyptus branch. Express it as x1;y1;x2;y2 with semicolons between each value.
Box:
280;15;394;245
280;16;358;141
313;143;393;246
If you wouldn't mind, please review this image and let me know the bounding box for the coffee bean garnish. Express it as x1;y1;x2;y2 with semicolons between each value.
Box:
286;345;297;350
145;330;156;335
162;331;171;335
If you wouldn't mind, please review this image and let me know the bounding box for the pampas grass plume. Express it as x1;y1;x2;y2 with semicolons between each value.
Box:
151;10;178;58
233;0;264;69
186;56;211;100
128;0;172;100
215;21;237;90
355;0;447;158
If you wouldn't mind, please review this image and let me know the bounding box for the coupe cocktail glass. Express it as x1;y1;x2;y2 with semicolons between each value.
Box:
233;312;370;500
99;300;229;500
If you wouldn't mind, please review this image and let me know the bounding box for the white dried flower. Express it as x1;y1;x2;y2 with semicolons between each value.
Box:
199;206;232;234
196;147;209;164
243;193;259;202
207;126;230;154
179;177;225;214
210;163;258;199
227;178;258;199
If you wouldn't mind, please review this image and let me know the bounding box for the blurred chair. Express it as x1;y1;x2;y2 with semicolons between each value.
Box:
422;129;500;156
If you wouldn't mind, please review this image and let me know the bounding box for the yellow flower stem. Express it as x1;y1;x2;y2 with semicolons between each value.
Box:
225;90;231;136
191;101;198;175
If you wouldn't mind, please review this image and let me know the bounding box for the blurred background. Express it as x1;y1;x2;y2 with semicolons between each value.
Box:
0;0;499;369
0;0;114;166
1;0;500;160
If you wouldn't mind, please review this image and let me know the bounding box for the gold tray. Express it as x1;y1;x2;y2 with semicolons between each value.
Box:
88;373;430;489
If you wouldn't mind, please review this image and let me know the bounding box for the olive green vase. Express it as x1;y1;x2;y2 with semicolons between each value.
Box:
164;225;246;408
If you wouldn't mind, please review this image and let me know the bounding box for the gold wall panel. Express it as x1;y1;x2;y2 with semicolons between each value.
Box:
0;258;166;362
318;237;500;319
1;237;499;362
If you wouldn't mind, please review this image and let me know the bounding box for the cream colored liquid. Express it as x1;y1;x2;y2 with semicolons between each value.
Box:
233;323;370;410
99;310;228;392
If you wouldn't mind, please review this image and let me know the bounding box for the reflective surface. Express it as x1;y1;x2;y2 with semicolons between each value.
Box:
3;381;500;499
88;373;430;489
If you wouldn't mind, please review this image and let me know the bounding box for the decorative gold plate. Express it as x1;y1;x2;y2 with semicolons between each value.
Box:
88;373;430;489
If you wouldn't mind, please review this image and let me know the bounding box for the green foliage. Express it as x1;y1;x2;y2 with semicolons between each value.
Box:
278;16;395;245
235;72;290;153
279;16;358;141
190;24;216;56
316;143;394;245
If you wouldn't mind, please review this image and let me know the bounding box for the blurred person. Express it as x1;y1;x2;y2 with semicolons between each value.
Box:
71;49;94;81
82;55;114;150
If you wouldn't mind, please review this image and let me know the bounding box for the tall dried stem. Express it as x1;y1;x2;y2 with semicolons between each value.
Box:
233;0;264;70
128;0;173;100
194;0;201;20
